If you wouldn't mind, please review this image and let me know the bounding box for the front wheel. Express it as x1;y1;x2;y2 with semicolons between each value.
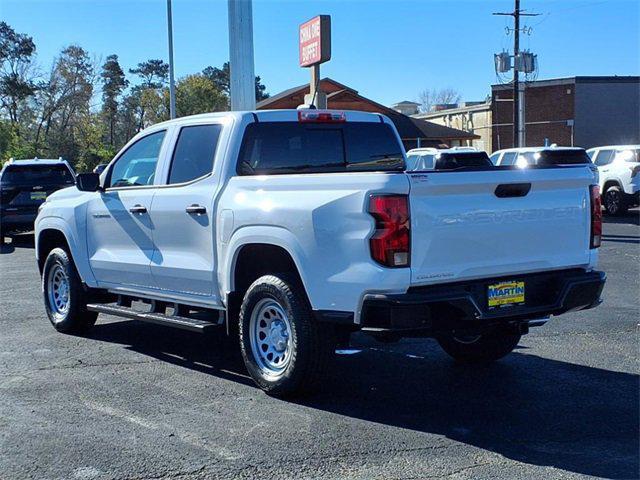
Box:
238;274;334;397
437;329;521;363
42;247;97;334
603;186;628;216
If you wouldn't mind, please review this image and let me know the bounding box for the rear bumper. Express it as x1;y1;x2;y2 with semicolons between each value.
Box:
0;211;38;231
360;269;605;334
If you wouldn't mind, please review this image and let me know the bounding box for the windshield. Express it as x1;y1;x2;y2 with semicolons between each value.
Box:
0;164;75;186
406;153;435;171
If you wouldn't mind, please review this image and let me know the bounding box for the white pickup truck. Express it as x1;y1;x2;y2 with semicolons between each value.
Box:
35;109;606;396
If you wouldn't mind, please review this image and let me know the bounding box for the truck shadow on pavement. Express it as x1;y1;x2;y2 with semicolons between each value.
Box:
88;321;638;479
603;211;640;226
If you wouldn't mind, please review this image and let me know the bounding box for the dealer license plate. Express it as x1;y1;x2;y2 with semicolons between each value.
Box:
30;192;47;200
488;280;525;308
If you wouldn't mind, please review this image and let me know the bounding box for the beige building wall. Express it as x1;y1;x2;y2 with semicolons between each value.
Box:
414;103;493;153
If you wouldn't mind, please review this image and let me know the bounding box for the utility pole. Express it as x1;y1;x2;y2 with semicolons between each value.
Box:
493;1;538;147
167;0;176;119
228;0;256;111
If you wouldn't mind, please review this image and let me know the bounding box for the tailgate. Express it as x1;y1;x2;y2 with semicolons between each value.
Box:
408;166;594;286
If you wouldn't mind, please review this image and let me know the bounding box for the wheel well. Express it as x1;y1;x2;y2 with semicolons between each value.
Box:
602;180;621;193
37;229;71;273
232;244;303;295
227;244;306;332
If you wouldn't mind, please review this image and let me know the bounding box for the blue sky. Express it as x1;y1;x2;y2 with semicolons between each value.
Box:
2;0;639;106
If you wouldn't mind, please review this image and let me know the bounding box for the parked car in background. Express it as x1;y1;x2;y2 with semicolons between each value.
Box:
586;145;640;215
93;163;108;174
490;146;593;168
406;148;492;171
35;109;604;396
0;158;75;241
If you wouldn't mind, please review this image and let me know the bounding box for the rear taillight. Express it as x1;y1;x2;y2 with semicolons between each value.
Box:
298;110;346;123
368;194;410;267
590;185;602;249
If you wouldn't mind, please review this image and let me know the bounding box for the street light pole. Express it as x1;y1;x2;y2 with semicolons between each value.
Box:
167;0;176;119
228;0;256;111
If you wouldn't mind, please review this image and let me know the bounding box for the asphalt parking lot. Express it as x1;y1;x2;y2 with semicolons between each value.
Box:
0;213;638;480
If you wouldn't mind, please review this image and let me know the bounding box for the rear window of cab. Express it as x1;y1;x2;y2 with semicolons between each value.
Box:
237;121;405;175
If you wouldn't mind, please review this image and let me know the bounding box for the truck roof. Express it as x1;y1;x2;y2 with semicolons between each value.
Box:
494;146;585;154
5;158;70;167
148;109;387;129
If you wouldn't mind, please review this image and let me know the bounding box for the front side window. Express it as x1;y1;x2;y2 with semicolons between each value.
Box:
109;131;165;188
489;152;501;165
237;122;404;175
168;124;222;184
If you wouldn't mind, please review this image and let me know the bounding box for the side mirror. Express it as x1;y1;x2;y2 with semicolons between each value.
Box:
76;173;102;192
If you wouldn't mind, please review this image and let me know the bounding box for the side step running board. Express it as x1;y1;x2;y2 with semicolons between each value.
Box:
86;303;220;333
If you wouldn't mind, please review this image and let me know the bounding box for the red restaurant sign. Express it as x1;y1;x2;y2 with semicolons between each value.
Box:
299;15;331;67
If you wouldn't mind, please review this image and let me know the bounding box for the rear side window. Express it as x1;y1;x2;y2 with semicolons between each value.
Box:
489;152;500;165
168;124;222;184
594;150;614;166
237;122;404;175
0;164;74;185
614;149;640;163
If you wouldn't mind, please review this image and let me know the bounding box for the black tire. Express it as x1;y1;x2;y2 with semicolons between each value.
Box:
42;247;97;334
603;185;628;216
437;329;521;363
238;274;334;397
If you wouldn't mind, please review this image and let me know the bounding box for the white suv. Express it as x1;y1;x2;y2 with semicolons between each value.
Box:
586;145;640;215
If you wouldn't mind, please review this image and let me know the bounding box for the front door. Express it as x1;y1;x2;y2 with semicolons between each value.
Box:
86;189;156;287
86;130;167;288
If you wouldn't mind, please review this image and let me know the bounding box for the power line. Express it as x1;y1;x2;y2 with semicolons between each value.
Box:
493;0;539;147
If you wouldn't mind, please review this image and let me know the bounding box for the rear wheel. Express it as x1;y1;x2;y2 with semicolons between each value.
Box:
437;329;521;363
603;185;628;216
239;274;334;397
42;247;97;334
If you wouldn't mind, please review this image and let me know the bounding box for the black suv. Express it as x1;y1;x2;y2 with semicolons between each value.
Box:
0;159;75;241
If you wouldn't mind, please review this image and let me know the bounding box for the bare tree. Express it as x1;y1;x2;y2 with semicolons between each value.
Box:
418;88;461;113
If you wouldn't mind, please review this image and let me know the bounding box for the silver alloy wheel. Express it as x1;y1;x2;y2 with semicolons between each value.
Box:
47;263;70;319
249;298;292;376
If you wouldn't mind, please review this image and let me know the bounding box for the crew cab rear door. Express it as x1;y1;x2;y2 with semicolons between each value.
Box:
408;166;594;286
147;122;225;301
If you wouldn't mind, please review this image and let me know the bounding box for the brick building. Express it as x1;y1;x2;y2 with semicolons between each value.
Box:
257;78;477;150
492;76;640;151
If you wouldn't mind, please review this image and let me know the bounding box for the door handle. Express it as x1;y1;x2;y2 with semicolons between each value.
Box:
129;204;147;214
186;204;207;215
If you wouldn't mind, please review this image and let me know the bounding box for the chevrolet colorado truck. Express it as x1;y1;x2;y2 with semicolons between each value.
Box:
35;109;606;396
